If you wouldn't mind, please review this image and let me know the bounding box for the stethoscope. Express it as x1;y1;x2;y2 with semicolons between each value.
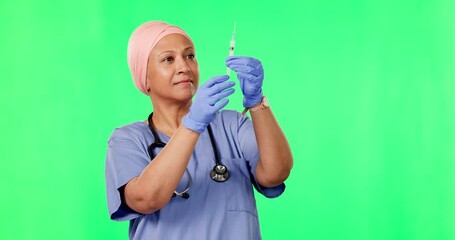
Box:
146;112;229;200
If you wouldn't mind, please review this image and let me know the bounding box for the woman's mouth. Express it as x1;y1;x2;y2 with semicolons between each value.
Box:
175;80;193;85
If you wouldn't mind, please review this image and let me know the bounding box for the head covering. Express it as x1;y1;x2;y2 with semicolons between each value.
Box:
127;21;194;95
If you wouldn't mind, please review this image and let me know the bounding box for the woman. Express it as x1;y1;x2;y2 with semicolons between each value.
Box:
105;21;293;240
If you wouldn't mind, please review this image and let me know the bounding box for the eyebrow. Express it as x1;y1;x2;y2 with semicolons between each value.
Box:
158;47;195;56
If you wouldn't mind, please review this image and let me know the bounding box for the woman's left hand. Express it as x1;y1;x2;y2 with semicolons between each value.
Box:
226;56;264;108
182;75;235;133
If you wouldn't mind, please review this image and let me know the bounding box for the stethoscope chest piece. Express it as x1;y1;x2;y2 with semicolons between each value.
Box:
210;164;229;182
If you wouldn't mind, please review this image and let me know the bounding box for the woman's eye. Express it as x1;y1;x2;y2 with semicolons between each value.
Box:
163;57;174;62
186;53;195;59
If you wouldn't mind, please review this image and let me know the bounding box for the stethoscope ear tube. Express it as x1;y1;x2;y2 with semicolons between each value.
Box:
172;168;192;199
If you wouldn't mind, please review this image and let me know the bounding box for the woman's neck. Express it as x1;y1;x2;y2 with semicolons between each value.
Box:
148;100;192;137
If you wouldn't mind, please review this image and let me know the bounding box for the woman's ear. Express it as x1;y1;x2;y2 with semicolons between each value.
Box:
145;77;151;93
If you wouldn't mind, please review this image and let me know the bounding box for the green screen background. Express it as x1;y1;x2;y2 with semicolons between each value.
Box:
1;0;454;239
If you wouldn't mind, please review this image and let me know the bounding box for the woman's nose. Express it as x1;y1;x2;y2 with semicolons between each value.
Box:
176;57;190;74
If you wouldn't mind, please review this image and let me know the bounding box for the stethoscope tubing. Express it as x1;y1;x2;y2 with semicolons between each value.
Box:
146;112;229;199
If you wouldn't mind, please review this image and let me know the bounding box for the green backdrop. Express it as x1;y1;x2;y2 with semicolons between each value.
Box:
1;0;454;239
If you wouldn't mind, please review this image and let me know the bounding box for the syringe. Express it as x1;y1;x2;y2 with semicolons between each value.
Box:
226;22;236;75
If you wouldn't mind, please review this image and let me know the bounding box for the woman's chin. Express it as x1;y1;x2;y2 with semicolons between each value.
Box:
174;91;195;103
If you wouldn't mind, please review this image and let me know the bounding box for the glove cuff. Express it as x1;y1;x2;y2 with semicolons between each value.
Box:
182;114;208;133
243;92;263;108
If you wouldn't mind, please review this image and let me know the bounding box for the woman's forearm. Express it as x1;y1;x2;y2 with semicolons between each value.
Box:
124;125;200;214
250;107;293;187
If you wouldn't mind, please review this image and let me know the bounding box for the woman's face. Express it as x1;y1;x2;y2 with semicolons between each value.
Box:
146;33;199;104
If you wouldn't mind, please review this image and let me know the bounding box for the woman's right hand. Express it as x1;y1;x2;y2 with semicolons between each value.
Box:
182;75;235;133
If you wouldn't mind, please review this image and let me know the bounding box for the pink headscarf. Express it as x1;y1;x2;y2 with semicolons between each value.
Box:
127;21;194;95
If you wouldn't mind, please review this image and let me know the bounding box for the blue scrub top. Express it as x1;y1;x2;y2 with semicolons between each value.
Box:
105;110;285;240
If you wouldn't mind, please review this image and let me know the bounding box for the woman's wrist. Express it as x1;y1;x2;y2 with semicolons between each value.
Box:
242;96;269;115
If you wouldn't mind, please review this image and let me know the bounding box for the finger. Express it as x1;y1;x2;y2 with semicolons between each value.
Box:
202;75;229;89
211;99;230;112
206;80;235;96
236;72;255;82
213;88;236;101
226;56;261;67
227;65;254;73
227;65;263;78
208;88;235;105
226;56;259;64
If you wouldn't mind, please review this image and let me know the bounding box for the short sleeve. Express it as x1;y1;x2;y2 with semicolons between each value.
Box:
236;113;285;198
105;128;150;221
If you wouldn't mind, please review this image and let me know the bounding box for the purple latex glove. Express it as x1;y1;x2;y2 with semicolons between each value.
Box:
182;75;235;133
226;56;264;108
